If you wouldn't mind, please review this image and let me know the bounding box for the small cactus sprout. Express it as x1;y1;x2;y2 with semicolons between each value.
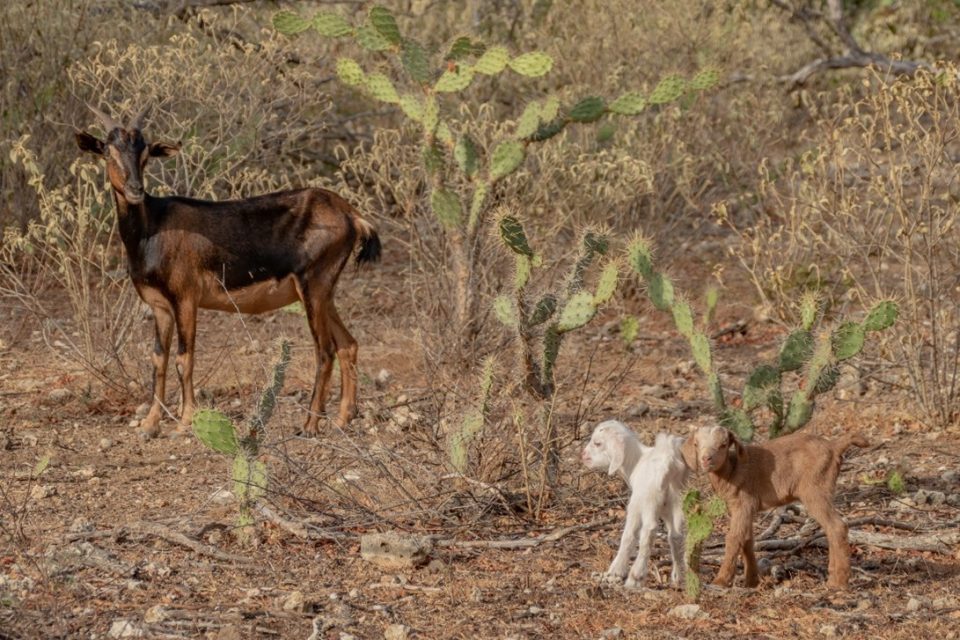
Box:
672;297;695;338
494;295;518;327
832;322;865;361
193;409;239;455
863;300;898;332
799;291;819;331
594;261;619;305
683;490;726;601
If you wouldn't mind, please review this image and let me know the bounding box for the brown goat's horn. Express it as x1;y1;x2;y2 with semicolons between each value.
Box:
129;105;151;131
87;104;122;132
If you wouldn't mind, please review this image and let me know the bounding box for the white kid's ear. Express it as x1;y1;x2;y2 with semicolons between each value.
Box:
607;431;626;476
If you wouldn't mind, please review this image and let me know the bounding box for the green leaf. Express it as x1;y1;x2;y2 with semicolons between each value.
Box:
568;96;606;123
401;39;431;84
435;66;475;93
273;11;311;35
431;188;462;229
474;45;510;75
609;91;647;115
313;12;352;37
887;470;905;495
454;136;479;176
515;102;542;139
369;6;401;45
365;73;399;104
356;24;391;51
649;74;687;105
335;58;365;87
508;51;553;77
490;141;525;180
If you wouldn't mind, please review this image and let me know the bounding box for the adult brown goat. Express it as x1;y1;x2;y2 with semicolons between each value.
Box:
76;105;380;438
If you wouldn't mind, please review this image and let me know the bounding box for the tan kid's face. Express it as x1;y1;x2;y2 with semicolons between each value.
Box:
692;425;732;472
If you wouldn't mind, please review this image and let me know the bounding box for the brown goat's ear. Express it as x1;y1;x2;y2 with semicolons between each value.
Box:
149;141;180;158
680;435;699;472
727;430;745;459
76;131;104;155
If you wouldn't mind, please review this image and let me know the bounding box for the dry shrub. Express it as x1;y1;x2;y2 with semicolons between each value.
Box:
729;67;960;427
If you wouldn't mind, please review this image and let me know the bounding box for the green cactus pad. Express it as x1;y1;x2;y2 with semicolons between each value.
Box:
690;331;712;375
648;74;687;105
474;45;509;74
365;73;399;104
431;188;462;229
454;136;479;177
401;39;430;84
784;392;814;433
690;68;720;91
516;102;542;139
515;254;531;289
832;322;865;361
863;300;898;332
530;120;565;142
814;364;840;394
609;91;647;115
422;94;439;133
720;407;754;441
672;298;694;338
493;295;517;327
192;409;238;455
399;94;423;122
541;95;560;121
468;183;488;230
626;236;654;279
335;58;365;87
490;141;525;181
356;24;391;51
620;315;640;346
707;372;724;409
779;330;813;372
799;291;819;331
422;144;444;176
596;121;616;143
313;12;353;37
273;11;311;35
583;231;609;256
704;286;719;326
647;273;675;311
446;36;484;61
436;122;453;146
435;66;475;92
594;261;619;305
533;288;561;323
508;51;553;77
368;6;401;45
498;215;534;257
742;365;780;411
233;456;267;502
557;291;597;333
541;325;561;382
568;96;606;123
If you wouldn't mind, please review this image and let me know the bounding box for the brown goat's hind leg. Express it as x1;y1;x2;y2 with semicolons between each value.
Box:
298;280;336;436
714;506;753;587
804;497;851;589
173;299;198;434
140;306;174;438
327;302;359;428
742;535;759;588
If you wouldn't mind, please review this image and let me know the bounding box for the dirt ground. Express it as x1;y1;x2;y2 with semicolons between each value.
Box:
2;245;959;640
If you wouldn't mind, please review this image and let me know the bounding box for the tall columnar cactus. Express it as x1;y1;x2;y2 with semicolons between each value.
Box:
273;5;716;342
626;235;898;442
192;340;291;542
493;213;618;399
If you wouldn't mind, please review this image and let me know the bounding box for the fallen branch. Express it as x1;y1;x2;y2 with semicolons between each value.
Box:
849;529;960;554
434;516;616;550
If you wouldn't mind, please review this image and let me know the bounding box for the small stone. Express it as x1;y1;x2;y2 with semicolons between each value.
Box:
528;606;544;615
215;625;242;640
375;369;392;389
627;403;649;418
135;403;151;418
360;531;432;570
907;597;925;612
210;488;234;505
426;558;447;573
669;604;707;620
282;590;308;612
348;588;359;598
941;470;958;485
98;438;114;451
600;628;624;639
819;624;837;637
384;624;409;640
128;419;140;428
108;619;144;638
143;605;167;623
47;388;71;405
30;485;55;500
339;634;357;640
69;517;93;534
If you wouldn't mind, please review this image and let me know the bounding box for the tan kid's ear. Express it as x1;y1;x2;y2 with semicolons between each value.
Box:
727;430;745;459
680;435;699;472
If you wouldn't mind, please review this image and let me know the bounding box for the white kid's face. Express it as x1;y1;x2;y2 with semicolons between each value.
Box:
581;421;618;472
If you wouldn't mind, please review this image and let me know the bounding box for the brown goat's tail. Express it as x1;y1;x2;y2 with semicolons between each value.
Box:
352;214;382;264
832;432;869;457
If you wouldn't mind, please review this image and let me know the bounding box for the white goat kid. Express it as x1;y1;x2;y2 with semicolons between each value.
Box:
581;420;688;588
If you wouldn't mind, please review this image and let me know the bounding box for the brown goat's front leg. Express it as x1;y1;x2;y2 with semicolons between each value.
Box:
173;299;198;434
140;306;174;439
804;495;852;589
714;503;754;587
327;303;359;428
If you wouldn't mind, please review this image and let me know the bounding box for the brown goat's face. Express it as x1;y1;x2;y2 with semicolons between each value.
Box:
76;125;179;205
690;424;736;472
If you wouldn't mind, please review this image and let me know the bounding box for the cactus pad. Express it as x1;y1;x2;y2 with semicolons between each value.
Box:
508;51;553;77
690;331;712;375
672;298;694;338
609;91;647;115
369;6;401;45
468;183;488;230
863;300;898;332
435;66;475;92
233;456;267;502
779;330;813;372
399;94;423;122
647;273;675;311
193;409;238;455
356;24;391;51
498;215;534;257
493;295;517;327
720;408;755;441
648;74;687;105
742;365;780;411
799;291;819;331
557;291;597;332
446;36;484;61
515;254;531;289
832;322;865;361
314;12;353;37
594;261;619;305
516;102;542;139
541;95;561;121
365;73;399;103
401;39;430;84
474;45;510;74
626;235;654;279
530;295;558;326
621;315;640;346
707;372;725;409
814;364;840;394
431;188;462;229
490;141;525;180
335;58;365;87
530;120;565;142
690;68;720;91
785;392;814;432
568;96;606;123
453;136;478;176
272;11;311;35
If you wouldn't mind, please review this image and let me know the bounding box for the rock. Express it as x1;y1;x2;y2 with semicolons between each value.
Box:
210;488;234;505
907;597;925;612
669;604;708;620
426;558;447;573
600;628;624;639
46;388;71;405
108;619;144;638
360;532;432;570
30;485;56;500
339;634;357;640
69;517;93;534
941;470;958;485
375;369;392;389
128;419;140;428
384;624;410;640
135;403;151;418
528;606;544;615
819;624;837;637
215;625;242;640
282;590;309;612
98;438;114;451
627;403;649;418
143;605;167;623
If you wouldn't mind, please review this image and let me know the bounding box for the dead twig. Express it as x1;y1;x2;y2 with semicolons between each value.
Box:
434;515;616;550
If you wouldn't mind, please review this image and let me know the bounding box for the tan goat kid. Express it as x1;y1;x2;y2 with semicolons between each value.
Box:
681;425;867;589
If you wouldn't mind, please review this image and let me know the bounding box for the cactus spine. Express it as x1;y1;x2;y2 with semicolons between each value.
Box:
192;340;291;543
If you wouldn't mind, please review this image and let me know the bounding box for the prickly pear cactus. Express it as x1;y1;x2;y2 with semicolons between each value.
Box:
193;409;238;455
683;491;726;601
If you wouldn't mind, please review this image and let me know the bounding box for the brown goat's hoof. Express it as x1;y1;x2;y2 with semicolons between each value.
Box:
170;426;193;440
138;420;161;440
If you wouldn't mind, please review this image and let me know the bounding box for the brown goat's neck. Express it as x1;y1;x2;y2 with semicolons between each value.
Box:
112;191;151;264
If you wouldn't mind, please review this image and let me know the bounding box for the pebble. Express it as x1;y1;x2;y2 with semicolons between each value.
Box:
375;369;392;389
819;624;837;637
98;438;114;451
600;628;624;639
282;590;307;612
384;624;409;640
907;597;925;612
669;604;707;620
108;619;144;638
941;470;958;485
30;485;56;500
47;388;71;404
